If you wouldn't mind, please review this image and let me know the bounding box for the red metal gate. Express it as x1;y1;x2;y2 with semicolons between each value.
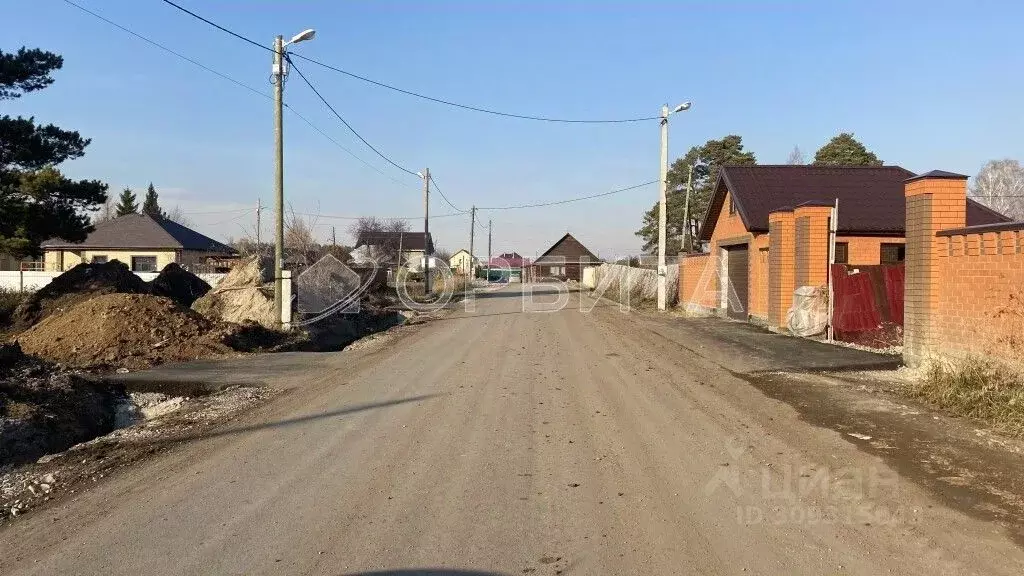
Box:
831;264;904;347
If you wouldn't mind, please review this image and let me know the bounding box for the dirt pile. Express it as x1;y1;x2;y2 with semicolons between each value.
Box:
12;261;149;330
16;294;237;371
0;343;125;467
149;263;211;307
191;255;277;328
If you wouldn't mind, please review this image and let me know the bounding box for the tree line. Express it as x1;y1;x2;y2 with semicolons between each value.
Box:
637;132;1024;254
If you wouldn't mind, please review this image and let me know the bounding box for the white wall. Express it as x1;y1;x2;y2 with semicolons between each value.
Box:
0;271;225;293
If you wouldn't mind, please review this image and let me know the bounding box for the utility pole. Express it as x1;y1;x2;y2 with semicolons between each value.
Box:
486;219;492;283
331;226;336;247
656;100;692;311
656;104;670;311
255;199;262;247
269;28;316;328
422;168;431;295
272;34;285;327
469;205;476;278
681;164;694;252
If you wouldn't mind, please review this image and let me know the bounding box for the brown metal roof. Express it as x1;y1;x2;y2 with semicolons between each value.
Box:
40;213;236;253
699;165;1011;240
354;231;434;253
533;233;601;265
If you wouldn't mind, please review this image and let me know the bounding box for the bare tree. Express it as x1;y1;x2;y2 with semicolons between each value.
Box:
349;217;412;264
92;197;116;224
786;145;805;165
970;159;1024;220
163;205;192;226
285;206;320;266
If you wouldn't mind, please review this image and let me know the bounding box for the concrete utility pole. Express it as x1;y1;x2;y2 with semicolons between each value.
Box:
422;168;431;295
656;101;692;311
272;34;285;326
486;219;492;283
270;28;315;328
255;199;262;247
469;205;476;277
681;164;694;252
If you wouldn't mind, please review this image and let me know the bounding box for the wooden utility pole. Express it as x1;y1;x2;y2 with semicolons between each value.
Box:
422;168;431;295
331;226;336;247
469;205;476;278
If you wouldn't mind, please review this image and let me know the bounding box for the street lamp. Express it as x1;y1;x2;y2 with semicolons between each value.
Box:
657;101;692;311
272;28;316;328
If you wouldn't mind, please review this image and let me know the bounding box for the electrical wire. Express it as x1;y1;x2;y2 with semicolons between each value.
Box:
63;0;268;100
287;56;420;178
157;0;658;124
62;0;415;191
427;173;465;214
290;211;464;221
476;180;657;211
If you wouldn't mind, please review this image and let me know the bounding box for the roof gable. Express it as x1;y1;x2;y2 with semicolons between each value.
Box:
698;165;1009;241
533;233;600;264
355;231;434;252
40;213;234;252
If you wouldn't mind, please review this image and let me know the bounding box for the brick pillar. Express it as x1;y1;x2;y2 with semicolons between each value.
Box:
903;171;968;367
768;208;795;330
793;204;833;288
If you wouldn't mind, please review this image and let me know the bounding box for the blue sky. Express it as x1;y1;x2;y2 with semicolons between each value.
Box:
6;0;1023;258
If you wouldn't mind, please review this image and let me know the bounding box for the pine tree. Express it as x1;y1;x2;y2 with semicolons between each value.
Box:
0;47;107;257
115;188;138;216
141;182;164;218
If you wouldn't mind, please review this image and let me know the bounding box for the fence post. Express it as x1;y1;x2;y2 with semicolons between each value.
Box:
903;171;968;367
768;208;796;330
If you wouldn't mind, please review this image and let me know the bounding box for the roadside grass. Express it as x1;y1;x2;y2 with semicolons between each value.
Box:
902;357;1024;437
0;287;27;332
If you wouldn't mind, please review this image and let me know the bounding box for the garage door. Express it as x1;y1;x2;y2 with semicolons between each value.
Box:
726;246;749;320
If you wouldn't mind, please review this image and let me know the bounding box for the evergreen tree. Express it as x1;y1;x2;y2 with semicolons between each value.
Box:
115;188;138;216
0;47;107;257
812;133;882;166
141;182;164;218
636;135;756;253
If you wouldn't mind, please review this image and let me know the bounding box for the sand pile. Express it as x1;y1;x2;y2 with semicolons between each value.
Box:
191;256;277;328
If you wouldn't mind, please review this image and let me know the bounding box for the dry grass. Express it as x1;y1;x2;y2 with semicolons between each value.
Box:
902;357;1024;436
0;287;27;331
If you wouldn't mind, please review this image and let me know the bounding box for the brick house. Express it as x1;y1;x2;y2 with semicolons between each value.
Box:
531;233;601;281
680;165;1008;326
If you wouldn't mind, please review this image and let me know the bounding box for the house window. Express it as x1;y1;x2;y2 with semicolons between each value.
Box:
549;266;563;275
880;243;906;265
91;255;108;264
131;256;158;272
834;242;849;264
728;196;736;215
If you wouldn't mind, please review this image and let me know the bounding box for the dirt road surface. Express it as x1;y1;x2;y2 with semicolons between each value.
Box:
3;285;1024;575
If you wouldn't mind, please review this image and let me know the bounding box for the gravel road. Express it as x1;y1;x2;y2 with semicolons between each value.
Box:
3;285;1023;575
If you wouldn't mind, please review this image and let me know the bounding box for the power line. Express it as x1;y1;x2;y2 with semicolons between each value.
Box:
157;0;658;124
63;0;268;100
476;180;658;211
62;0;413;191
158;0;269;52
287;56;420;178
428;173;465;214
291;211;465;221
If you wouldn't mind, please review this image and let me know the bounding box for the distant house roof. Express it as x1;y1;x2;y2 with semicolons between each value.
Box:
532;233;600;265
354;231;434;253
40;213;236;253
489;252;530;268
699;165;1011;240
